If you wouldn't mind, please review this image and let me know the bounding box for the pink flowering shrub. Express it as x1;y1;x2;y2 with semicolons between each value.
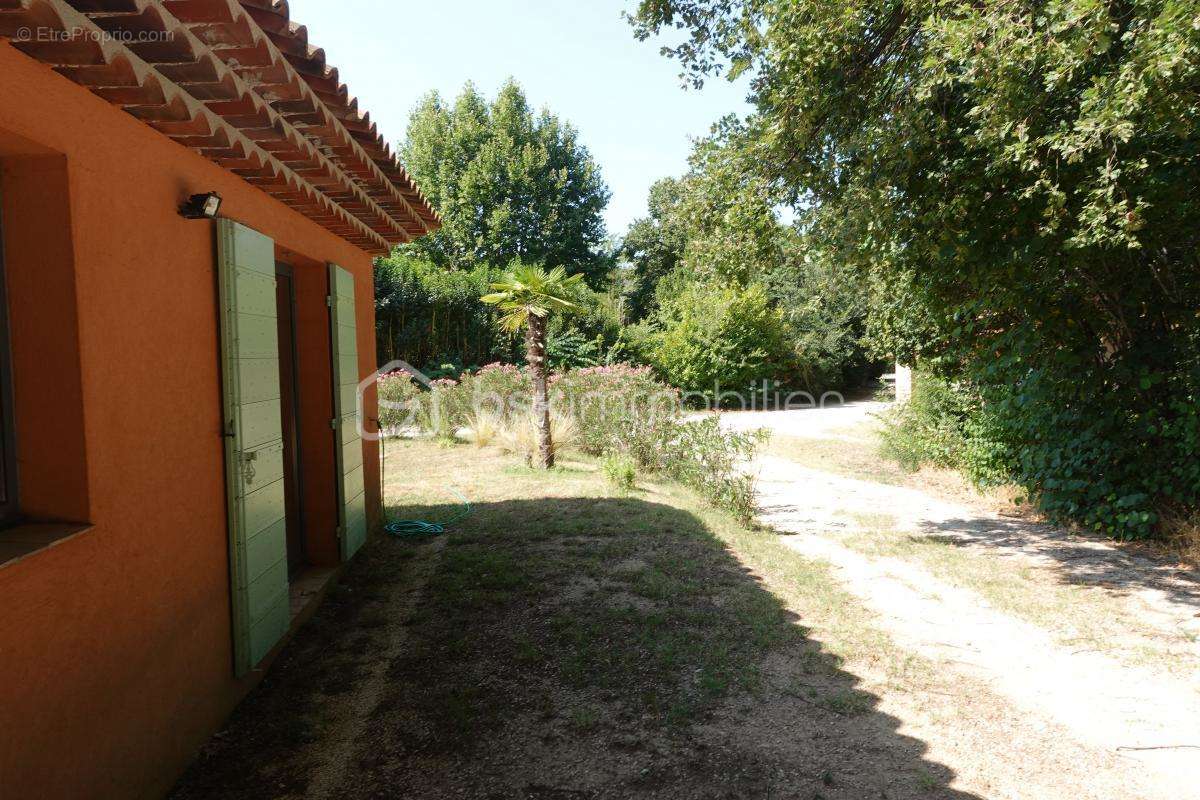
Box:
379;361;761;519
462;363;531;417
550;365;681;463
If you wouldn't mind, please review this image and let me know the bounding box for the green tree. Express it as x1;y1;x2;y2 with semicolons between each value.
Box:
374;254;513;370
618;142;783;321
619;144;875;391
618;177;690;320
400;80;612;287
766;224;876;390
652;282;793;402
482;264;585;468
630;0;1200;537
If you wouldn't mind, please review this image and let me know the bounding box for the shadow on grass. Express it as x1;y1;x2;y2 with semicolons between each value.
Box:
173;496;982;800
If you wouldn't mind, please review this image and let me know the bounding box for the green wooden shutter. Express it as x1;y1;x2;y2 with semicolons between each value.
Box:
217;219;290;677
329;263;367;561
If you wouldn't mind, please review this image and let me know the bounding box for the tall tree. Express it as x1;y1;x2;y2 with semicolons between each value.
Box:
629;0;1200;537
618;140;782;321
400;80;612;287
617;177;689;320
482;264;584;468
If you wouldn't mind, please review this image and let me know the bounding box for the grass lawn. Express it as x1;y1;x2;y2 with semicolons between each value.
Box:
171;439;979;800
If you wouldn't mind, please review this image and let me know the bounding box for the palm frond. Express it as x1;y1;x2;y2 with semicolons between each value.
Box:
479;262;587;325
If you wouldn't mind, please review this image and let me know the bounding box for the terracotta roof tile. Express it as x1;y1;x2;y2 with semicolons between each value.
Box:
0;0;440;254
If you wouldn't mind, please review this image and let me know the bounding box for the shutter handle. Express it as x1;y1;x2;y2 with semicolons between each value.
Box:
240;450;258;485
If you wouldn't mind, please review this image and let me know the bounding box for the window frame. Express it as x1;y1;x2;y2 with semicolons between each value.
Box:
0;199;20;526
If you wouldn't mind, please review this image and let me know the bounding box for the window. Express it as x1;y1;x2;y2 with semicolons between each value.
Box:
0;135;90;543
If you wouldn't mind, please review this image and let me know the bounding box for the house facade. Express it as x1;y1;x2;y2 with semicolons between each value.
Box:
0;2;438;797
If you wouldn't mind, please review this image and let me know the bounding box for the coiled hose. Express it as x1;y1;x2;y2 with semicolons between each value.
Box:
380;432;472;537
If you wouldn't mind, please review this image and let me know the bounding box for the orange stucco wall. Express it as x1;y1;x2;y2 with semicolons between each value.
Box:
0;43;382;800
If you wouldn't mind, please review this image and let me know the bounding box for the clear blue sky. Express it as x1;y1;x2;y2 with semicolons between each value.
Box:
285;0;751;237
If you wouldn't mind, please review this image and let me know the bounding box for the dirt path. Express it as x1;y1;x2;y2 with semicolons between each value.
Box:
723;404;1200;799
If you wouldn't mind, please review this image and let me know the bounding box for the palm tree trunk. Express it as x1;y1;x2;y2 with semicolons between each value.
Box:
526;315;553;469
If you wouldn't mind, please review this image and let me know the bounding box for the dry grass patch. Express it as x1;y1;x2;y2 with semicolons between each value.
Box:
173;438;986;800
768;424;1029;513
1163;509;1200;568
767;429;912;486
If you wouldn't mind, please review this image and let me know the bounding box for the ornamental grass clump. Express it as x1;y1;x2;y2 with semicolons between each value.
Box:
499;412;578;467
466;409;504;448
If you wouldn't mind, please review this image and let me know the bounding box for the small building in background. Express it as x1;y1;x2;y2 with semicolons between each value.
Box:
881;362;914;403
894;362;914;403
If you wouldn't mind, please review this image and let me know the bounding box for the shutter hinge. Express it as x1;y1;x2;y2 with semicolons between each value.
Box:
331;418;339;430
326;295;334;308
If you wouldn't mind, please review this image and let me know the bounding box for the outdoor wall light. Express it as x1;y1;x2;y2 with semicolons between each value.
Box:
179;192;223;220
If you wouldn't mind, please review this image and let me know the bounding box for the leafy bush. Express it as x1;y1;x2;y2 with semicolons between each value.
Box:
601;452;637;491
879;374;1014;486
377;371;425;432
557;364;766;519
457;363;531;424
881;368;1200;539
551;364;680;465
879;375;974;472
653;418;766;522
422;379;464;442
602;322;657;367
379;362;534;436
548;283;624;352
982;360;1200;539
545;330;602;371
652;282;794;404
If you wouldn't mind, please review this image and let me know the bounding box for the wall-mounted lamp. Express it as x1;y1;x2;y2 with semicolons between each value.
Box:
179;192;223;220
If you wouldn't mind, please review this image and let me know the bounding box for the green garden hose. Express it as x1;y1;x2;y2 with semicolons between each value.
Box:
380;432;472;537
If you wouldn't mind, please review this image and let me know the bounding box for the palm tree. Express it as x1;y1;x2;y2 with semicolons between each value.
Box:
482;263;584;468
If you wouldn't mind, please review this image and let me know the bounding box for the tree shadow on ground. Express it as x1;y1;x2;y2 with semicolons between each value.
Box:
173;497;983;800
916;514;1200;612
